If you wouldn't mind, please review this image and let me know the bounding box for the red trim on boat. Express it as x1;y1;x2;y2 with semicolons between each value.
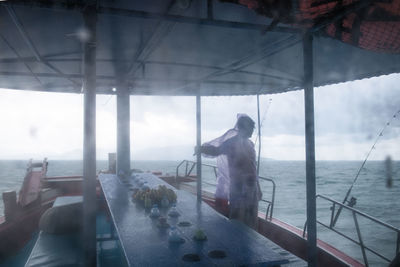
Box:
259;214;364;267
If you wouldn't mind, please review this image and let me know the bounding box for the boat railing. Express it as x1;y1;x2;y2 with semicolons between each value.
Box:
175;160;276;220
303;194;400;266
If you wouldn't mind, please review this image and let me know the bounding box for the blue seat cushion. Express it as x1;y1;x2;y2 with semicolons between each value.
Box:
25;196;84;267
39;196;83;235
25;232;82;267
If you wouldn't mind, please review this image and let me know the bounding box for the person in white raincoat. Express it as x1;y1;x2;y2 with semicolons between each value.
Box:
199;114;262;228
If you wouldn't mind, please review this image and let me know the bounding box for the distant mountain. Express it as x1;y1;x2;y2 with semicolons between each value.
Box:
51;148;114;160
260;157;276;161
43;147;277;161
52;149;82;160
132;145;195;161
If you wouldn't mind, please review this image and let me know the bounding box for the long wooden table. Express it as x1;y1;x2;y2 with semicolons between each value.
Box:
99;173;289;266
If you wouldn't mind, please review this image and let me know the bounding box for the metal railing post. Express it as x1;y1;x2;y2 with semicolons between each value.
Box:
186;162;194;176
270;179;276;220
265;203;271;220
176;160;185;178
330;203;336;228
352;211;369;266
315;195;400;265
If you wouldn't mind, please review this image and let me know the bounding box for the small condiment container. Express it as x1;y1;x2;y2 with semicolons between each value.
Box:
168;204;180;217
168;226;183;243
150;204;160;217
144;195;152;209
161;195;170;208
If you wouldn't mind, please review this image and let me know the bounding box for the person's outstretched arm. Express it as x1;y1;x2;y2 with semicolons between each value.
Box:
200;145;220;156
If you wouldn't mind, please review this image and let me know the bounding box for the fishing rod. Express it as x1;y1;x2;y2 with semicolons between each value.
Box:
256;96;272;175
255;97;272;146
332;108;400;227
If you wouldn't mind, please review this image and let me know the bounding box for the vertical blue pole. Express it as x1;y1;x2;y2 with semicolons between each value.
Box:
82;6;97;267
116;86;131;176
303;32;317;267
196;87;202;202
256;94;261;176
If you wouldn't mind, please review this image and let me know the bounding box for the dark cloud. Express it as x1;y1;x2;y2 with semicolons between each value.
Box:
314;74;400;141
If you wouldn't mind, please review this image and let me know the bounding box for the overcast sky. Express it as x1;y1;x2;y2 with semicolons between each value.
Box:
0;73;399;161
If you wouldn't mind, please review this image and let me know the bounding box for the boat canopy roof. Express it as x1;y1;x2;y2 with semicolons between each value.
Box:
0;0;399;96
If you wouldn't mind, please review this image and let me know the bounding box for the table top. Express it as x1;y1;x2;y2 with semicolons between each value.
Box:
99;173;289;267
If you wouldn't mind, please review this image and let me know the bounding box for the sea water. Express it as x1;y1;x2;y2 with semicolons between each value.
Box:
0;159;398;266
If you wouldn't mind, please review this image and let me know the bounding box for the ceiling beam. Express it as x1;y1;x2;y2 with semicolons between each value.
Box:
99;6;298;33
0;34;44;87
5;5;81;86
6;6;41;61
0;71;280;84
0;71;109;80
126;0;177;78
0;57;301;83
2;0;300;34
171;34;302;92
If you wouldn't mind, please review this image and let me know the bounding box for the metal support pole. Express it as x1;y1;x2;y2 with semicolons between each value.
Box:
303;32;317;267
82;6;97;267
196;87;202;202
116;86;131;176
207;0;213;19
256;94;261;176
